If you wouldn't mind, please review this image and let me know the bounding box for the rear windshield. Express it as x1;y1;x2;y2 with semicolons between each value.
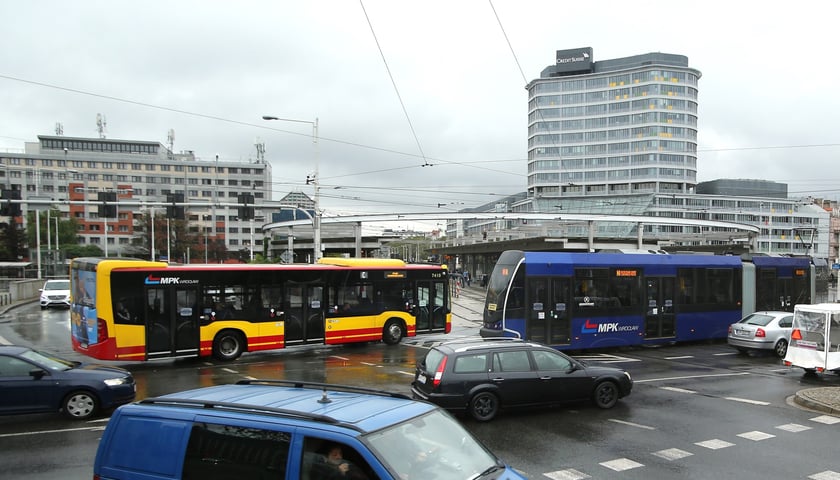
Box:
739;313;773;326
423;348;446;373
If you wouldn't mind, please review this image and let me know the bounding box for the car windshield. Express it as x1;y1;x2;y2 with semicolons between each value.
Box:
364;409;502;480
739;314;773;326
45;280;70;291
20;349;76;371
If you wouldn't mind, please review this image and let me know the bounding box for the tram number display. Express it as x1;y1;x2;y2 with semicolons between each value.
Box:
614;269;638;277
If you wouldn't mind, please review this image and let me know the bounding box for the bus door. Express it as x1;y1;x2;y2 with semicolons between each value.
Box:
145;286;200;359
415;280;448;333
645;277;676;339
527;277;571;345
283;284;325;345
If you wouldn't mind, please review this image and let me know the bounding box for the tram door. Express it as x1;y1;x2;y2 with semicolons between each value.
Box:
145;286;200;359
756;268;801;312
283;284;325;345
527;277;571;345
645;277;676;339
415;280;448;333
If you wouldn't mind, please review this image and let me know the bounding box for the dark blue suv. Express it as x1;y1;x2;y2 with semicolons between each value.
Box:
94;380;527;480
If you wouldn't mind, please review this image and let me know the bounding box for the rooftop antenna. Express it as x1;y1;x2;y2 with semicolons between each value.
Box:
96;113;107;139
55;122;64;136
254;137;265;164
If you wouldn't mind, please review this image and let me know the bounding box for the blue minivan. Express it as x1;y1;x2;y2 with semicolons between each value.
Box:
93;380;527;480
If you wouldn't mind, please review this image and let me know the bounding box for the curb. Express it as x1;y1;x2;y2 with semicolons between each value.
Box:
793;388;840;416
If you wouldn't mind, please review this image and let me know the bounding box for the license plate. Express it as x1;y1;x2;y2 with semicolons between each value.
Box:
736;329;751;337
416;374;426;384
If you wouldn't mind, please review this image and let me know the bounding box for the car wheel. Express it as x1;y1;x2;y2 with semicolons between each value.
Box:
382;320;404;345
63;390;99;420
593;381;619;409
774;339;788;358
469;391;499;422
213;330;245;361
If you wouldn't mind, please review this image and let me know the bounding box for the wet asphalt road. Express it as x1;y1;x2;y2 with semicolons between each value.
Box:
2;297;840;479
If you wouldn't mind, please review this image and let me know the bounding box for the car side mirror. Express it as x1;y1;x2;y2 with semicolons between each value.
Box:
29;369;46;380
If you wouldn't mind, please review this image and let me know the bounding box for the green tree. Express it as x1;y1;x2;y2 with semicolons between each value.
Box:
0;221;26;261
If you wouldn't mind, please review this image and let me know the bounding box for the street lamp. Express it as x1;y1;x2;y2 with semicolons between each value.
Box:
262;115;321;262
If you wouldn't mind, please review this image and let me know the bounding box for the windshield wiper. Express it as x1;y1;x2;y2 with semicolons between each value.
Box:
470;464;502;480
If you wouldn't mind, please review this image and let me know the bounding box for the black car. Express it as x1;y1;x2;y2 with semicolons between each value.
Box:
411;338;633;421
0;345;136;420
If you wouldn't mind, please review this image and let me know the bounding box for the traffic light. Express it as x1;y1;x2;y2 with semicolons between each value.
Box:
97;191;117;218
166;193;185;220
237;193;255;220
1;189;21;217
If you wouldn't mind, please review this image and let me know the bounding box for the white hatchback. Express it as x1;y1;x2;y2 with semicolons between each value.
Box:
39;279;71;309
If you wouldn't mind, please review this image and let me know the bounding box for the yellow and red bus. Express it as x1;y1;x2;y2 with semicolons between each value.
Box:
69;257;450;362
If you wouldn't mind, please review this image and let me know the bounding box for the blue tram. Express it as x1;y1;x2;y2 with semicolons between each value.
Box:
481;250;813;350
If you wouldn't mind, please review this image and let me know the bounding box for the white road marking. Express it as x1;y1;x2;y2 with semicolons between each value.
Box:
660;386;696;394
608;419;655;430
724;397;770;406
811;415;840;425
222;368;238;374
397;370;414;376
652;448;693;461
543;469;590;480
695;439;735;450
0;334;11;345
713;352;738;356
0;426;106;438
809;471;840;480
738;431;775;441
330;355;350;361
776;423;812;433
361;362;376;366
600;458;644;472
664;355;694;360
635;372;749;383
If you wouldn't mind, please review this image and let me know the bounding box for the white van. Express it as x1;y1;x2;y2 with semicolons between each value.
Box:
784;303;840;374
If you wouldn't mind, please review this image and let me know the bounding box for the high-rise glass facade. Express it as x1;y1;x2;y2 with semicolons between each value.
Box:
526;48;701;212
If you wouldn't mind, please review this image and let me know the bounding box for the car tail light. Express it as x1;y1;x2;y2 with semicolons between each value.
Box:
754;328;765;338
432;356;448;388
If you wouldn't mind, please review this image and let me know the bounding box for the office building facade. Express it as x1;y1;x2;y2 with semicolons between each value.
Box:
0;135;272;259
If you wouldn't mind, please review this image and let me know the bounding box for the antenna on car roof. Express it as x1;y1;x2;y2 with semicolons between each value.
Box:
318;388;332;404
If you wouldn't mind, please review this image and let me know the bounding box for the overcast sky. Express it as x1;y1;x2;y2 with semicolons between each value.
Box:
1;1;838;231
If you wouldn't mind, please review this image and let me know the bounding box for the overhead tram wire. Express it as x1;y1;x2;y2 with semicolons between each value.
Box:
359;0;430;168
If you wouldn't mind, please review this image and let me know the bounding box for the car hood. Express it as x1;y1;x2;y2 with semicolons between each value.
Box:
67;363;133;379
580;364;627;378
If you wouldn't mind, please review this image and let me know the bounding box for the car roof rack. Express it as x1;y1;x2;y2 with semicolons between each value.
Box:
138;397;364;430
234;379;412;400
138;380;412;432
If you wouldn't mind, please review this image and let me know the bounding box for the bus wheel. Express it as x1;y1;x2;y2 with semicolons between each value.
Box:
213;330;245;361
382;320;404;345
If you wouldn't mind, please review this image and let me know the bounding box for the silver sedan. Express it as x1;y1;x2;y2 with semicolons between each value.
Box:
727;311;793;357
